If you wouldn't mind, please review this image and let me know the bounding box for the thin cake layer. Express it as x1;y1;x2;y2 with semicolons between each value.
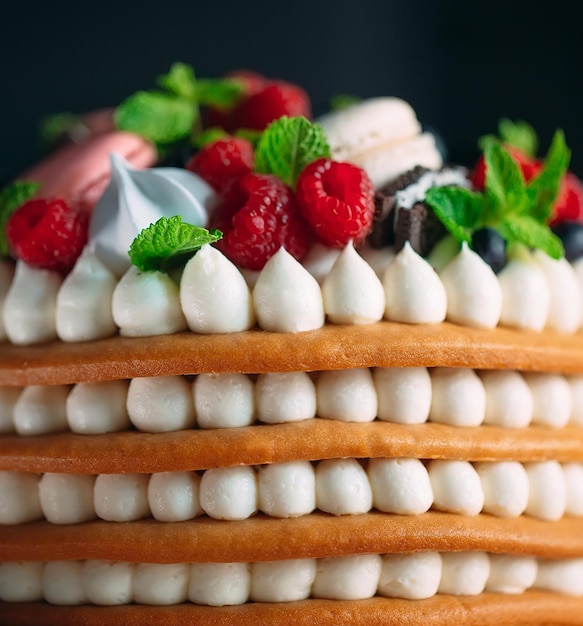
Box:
3;322;583;386
3;593;583;626
1;422;583;474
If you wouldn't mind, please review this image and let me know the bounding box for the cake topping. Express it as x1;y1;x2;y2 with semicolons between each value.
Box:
114;62;242;148
252;247;325;332
55;247;117;342
3;261;62;345
426;133;569;266
472;118;583;226
185;136;254;192
0;181;40;258
179;243;256;334
215;172;309;271
497;244;550;331
111;265;187;337
321;242;384;324
89;153;218;276
439;242;502;329
382;242;447;324
6;197;89;275
296;158;375;247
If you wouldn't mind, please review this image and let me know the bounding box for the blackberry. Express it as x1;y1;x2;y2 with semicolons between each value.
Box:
471;228;506;273
551;221;583;262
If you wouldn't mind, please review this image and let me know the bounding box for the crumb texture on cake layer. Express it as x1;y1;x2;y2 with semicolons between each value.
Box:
3;322;583;386
2;422;583;474
1;513;582;562
2;592;583;626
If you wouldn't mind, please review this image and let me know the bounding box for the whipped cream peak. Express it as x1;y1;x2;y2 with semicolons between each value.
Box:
322;243;385;324
88;153;219;277
253;247;325;332
440;242;502;329
180;244;256;334
383;241;447;324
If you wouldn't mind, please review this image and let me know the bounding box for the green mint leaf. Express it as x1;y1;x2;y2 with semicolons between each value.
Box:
196;78;243;109
0;181;41;257
497;214;564;259
39;112;80;145
483;141;528;218
526;129;570;223
129;216;222;273
330;94;361;111
115;91;197;145
156;62;198;101
425;186;484;244
498;119;538;158
254;116;331;188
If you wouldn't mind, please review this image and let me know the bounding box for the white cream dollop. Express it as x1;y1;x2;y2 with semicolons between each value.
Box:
253;247;324;332
315;458;372;515
112;265;187;337
322;243;385;324
373;367;431;424
316;368;378;423
189;562;250;606
56;247;117;342
479;370;533;428
3;261;62;345
179;244;255;333
379;552;442;600
0;260;15;342
498;244;550;332
440;242;502;329
383;242;447;324
89;153;218;276
534;249;582;334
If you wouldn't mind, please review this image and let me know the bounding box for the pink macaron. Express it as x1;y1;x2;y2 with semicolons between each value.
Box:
20;130;157;211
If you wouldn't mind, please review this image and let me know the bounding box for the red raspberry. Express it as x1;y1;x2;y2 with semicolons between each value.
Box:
234;81;312;131
205;70;268;131
6;198;89;274
550;171;583;225
186;137;254;193
215;173;309;271
296;158;375;247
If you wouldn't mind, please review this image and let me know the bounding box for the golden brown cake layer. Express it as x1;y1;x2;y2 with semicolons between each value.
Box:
2;421;582;474
3;322;583;386
2;593;583;626
2;513;582;562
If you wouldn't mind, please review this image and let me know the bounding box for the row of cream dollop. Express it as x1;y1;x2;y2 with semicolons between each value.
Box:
3;368;583;436
2;458;582;526
1;553;582;606
1;235;583;346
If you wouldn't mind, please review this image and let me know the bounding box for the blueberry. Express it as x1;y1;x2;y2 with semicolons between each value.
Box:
471;227;507;273
551;221;583;262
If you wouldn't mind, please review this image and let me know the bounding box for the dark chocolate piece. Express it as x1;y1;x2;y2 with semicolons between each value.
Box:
394;201;446;257
368;166;430;248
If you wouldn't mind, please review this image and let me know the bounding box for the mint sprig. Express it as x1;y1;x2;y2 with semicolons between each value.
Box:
129;216;222;273
0;181;41;257
425;130;569;259
479;118;538;158
254;116;331;188
115;63;243;148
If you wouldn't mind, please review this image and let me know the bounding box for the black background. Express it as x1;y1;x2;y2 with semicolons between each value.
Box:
2;0;583;185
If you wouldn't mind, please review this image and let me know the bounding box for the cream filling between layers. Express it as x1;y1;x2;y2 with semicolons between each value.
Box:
1;459;581;525
2;367;580;435
0;554;582;606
